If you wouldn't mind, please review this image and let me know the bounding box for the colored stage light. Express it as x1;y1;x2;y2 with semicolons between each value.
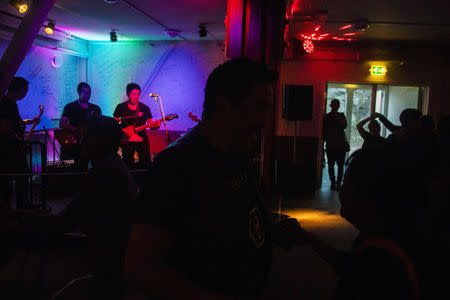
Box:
303;39;314;54
339;24;352;30
9;0;28;14
44;22;55;35
343;32;360;36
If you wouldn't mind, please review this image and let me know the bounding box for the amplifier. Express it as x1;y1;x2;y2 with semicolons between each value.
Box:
46;159;75;168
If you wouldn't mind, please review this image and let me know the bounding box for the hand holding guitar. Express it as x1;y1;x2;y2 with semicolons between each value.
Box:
24;105;44;140
188;112;200;123
121;113;178;143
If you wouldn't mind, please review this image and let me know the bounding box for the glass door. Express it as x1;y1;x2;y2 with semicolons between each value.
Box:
326;83;372;154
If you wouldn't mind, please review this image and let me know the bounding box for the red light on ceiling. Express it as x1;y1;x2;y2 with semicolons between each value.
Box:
303;39;314;53
314;26;320;31
343;32;360;36
346;38;355;41
339;24;352;30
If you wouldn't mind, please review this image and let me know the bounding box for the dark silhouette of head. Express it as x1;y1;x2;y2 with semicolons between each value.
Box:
83;116;122;160
7;77;29;100
330;99;340;112
202;58;278;124
77;82;91;103
340;146;427;236
368;120;381;136
399;108;421;128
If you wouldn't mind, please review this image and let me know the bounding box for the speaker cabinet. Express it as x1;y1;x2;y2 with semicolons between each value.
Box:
282;85;314;121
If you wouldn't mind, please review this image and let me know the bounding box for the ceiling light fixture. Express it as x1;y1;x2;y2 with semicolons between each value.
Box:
165;29;180;38
110;31;118;42
9;0;28;14
44;22;55;35
303;39;314;54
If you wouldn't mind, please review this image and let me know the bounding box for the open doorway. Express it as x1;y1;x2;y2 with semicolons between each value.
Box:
321;83;427;189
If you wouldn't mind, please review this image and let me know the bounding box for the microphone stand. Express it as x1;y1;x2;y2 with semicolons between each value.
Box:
152;95;171;145
43;126;59;161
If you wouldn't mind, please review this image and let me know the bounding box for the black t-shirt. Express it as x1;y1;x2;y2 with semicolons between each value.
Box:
0;96;25;138
113;101;152;139
61;100;102;128
137;125;272;297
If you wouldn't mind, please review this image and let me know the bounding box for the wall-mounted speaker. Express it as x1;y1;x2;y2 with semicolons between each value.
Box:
282;85;314;121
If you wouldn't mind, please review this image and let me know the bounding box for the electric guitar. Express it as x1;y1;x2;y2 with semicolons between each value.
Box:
121;113;178;142
24;105;44;141
188;112;200;123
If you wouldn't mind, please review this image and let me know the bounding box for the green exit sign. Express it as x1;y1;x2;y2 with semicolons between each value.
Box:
370;65;387;76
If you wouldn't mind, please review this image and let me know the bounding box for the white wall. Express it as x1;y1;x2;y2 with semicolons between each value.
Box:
0;38;85;130
88;41;227;131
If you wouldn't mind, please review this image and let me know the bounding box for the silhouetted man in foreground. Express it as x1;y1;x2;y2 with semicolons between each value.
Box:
125;59;302;299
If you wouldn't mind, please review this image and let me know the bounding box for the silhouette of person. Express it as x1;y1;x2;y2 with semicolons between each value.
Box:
113;83;159;169
297;146;431;300
0;77;40;209
125;59;302;299
356;114;386;149
323;99;348;190
60;82;102;169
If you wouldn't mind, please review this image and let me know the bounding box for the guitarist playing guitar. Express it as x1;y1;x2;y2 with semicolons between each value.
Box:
0;77;41;209
113;83;159;169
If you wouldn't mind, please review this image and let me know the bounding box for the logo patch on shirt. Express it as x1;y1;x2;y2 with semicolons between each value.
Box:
249;207;265;248
138;112;143;117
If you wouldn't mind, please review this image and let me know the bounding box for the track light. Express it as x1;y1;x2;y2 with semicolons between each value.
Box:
198;24;207;38
44;22;55;35
110;31;118;42
9;0;28;14
165;29;180;38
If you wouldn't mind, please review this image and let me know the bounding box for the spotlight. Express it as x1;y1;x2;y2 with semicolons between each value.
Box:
198;24;207;38
44;22;55;35
165;29;180;38
303;39;314;54
9;0;28;14
110;31;118;42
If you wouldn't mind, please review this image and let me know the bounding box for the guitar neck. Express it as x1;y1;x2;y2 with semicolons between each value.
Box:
24;110;44;140
134;116;173;133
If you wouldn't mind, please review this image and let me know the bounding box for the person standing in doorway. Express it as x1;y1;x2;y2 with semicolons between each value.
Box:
323;99;349;190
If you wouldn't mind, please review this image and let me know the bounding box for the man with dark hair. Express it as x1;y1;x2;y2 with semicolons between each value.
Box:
113;83;158;169
0;76;41;209
323;99;348;190
125;59;302;299
59;82;102;166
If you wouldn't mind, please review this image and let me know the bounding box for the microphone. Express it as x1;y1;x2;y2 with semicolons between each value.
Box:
149;93;160;97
